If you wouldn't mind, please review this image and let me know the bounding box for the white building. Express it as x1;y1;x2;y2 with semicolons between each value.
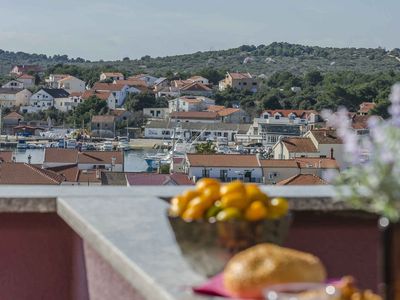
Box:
128;74;159;86
168;96;215;113
16;74;35;88
91;82;136;109
54;92;83;112
45;74;70;88
28;88;70;111
184;154;263;183
143;108;169;119
2;80;25;89
58;76;86;93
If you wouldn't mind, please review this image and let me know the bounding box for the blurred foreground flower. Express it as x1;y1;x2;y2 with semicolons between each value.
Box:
324;84;400;221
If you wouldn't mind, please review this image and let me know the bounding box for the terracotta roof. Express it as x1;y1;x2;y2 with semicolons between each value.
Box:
0;151;13;163
295;158;339;169
4;112;23;120
12;65;42;73
18;74;34;79
186;154;260;168
178;96;204;104
188;75;208;81
351;115;370;130
69;92;83;97
44;148;78;164
110;109;130;117
58;75;83;82
172;80;192;88
180;82;212;92
262;109;317;118
78;151;123;165
0;163;63;185
281;137;318;153
277;174;327;186
102;72;123;77
82;90;111;101
359;102;376;114
91;115;115;123
170;111;219;120
92;82;127;91
126;173;194;186
229;72;253;80
77;169;101;183
206;105;225;112
260;159;299;168
47;164;79;182
310;130;342;144
114;79;147;87
217;108;241;117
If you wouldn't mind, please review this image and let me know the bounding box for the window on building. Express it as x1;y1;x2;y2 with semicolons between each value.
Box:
220;170;228;181
223;132;228;137
115;99;118;103
202;169;210;177
274;115;280;119
252;82;257;86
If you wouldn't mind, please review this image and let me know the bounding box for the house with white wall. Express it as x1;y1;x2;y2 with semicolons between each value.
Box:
184;154;263;182
45;74;70;88
2;80;25;89
54;92;83;112
28;88;70;112
168;96;215;113
58;76;86;93
16;74;35;88
143;108;169;119
91;82;135;109
0;88;32;108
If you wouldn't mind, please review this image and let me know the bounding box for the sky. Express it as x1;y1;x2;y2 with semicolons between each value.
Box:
0;0;399;61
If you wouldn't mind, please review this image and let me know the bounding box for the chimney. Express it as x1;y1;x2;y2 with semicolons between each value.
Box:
324;131;327;137
330;148;334;159
96;169;101;179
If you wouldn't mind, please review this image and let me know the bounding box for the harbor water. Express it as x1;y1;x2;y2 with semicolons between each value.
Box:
12;149;157;172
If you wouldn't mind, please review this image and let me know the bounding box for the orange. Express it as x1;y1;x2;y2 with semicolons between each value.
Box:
245;184;269;203
202;185;221;203
196;178;220;193
220;180;246;197
182;207;204;221
245;201;268;221
182;189;200;203
168;195;188;217
187;195;213;211
267;197;289;219
221;191;249;210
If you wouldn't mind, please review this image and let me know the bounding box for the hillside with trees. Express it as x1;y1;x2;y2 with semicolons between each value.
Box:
1;42;400;77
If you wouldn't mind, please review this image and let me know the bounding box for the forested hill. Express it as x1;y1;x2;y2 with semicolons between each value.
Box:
1;42;400;75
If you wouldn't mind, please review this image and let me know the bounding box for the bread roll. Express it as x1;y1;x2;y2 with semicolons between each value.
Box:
223;243;326;298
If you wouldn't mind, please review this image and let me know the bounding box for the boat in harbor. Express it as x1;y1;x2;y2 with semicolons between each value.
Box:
66;139;77;149
117;137;130;151
101;141;113;151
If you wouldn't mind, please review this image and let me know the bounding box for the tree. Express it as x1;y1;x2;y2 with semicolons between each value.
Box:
305;70;323;86
195;141;216;154
68;96;108;126
124;92;157;112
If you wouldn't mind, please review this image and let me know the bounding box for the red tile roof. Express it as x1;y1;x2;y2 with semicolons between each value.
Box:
0;163;63;185
126;173;194;186
0;151;14;163
18;74;34;79
82;90;111;101
281;137;318;153
47;164;79;182
92;82;127;91
206;105;225;112
44;148;78;164
91;115;116;123
277;174;327;185
260;159;299;168
180;82;212;92
217;108;241;117
4;111;23;120
186;154;260;168
170;111;219;120
351;115;371;130
78;151;123;165
310;130;342;144
295;158;339;169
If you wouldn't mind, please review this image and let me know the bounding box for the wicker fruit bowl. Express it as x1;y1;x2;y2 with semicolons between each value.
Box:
168;214;291;277
167;179;292;277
